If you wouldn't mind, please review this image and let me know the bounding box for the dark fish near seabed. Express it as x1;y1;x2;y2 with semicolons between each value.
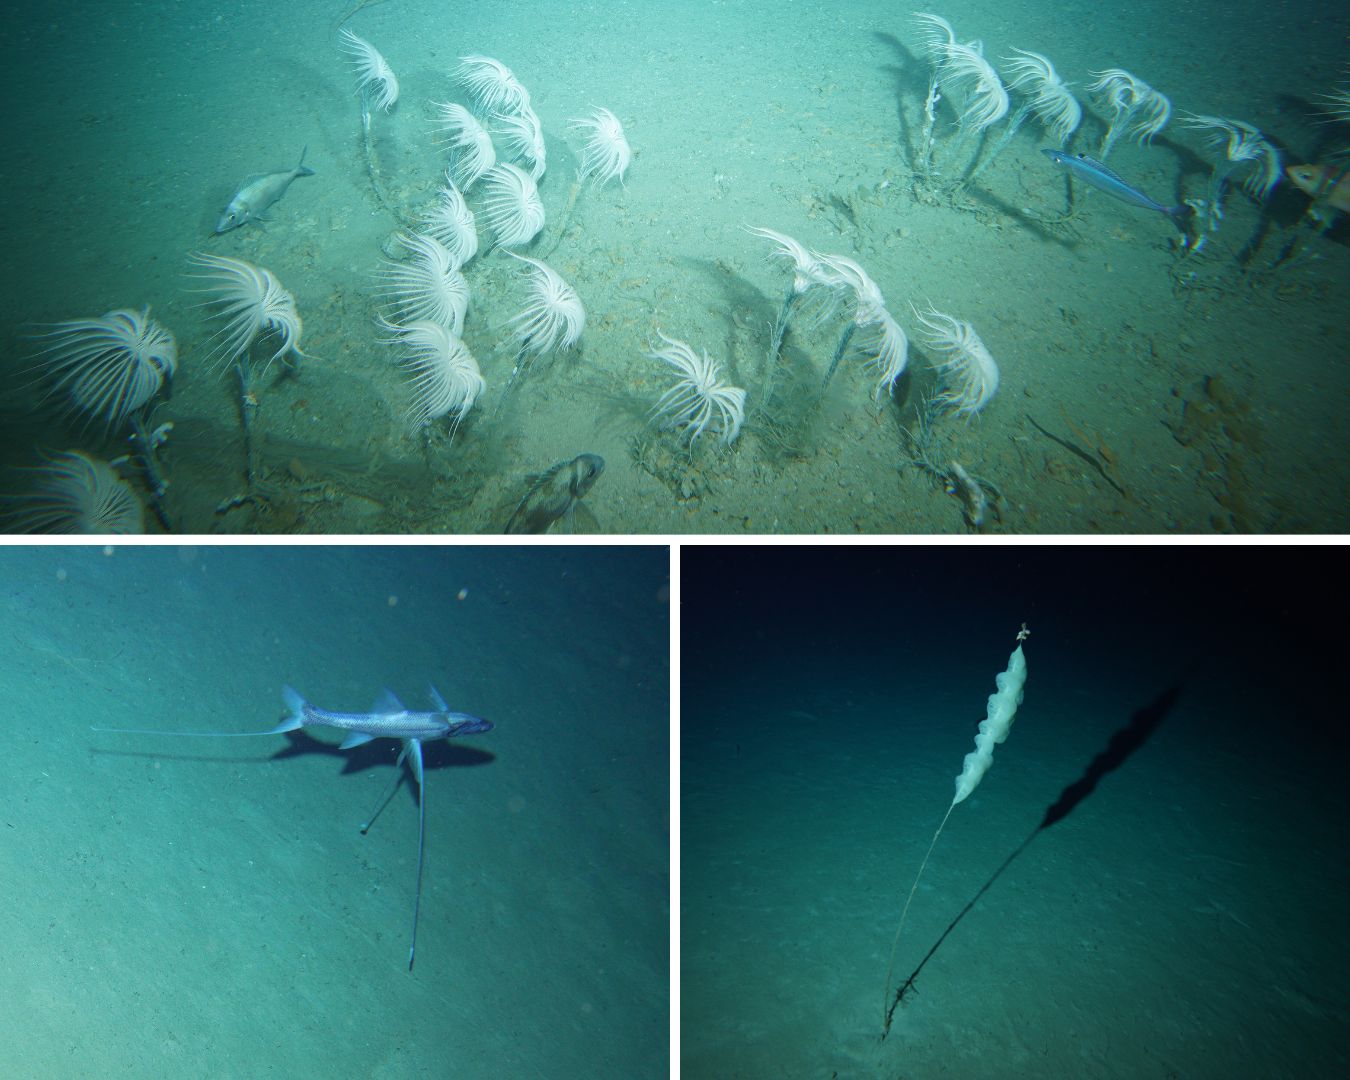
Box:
1041;149;1193;231
504;453;605;534
215;146;316;233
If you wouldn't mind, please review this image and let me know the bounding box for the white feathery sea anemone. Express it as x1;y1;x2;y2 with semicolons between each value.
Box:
911;12;959;62
479;163;546;247
935;42;1009;132
817;254;887;325
913;306;1000;417
189;253;305;373
571;107;631;187
457;56;530;116
647;331;746;451
745;226;846;325
495;105;546;181
28;306;176;433
377;315;485;433
432;102;496;190
503;252;585;355
817;254;908;397
4;450;144;533
1004;49;1081;146
1090;68;1170;152
746;226;826;294
379;232;470;334
1180;113;1282;200
421;175;479;267
339;29;399;113
859;308;909;401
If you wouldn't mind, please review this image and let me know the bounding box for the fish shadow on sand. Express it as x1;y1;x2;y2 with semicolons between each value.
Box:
271;728;496;779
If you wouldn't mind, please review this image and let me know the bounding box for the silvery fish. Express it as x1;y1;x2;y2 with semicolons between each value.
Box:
215;146;316;233
504;453;605;534
1042;149;1193;231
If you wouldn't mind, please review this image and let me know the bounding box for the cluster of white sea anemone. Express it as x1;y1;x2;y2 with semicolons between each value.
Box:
909;11;1286;223
747;228;915;403
742;226;1000;430
2;23;641;532
297;36;629;447
357;49;618;433
373;225;481;434
8;246;316;530
4;28;631;533
12;303;179;530
638;225;1001;464
904;10;1300;265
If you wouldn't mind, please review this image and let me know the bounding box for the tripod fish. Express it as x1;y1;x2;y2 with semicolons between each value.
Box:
216;146;316;233
1042;149;1193;232
92;684;493;969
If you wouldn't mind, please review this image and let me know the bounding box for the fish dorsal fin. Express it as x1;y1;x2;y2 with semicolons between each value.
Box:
428;684;448;712
374;688;406;714
1074;153;1127;186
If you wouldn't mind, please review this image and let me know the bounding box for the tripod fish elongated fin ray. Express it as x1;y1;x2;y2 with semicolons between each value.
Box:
91;684;493;969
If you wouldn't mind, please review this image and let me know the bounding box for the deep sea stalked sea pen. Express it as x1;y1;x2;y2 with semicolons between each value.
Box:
496;103;547;181
930;40;1009;175
910;13;960;177
882;627;1029;1038
744;226;839;411
571;107;632;188
338;29;401;218
420;175;480;267
457;56;531;117
817;254;908;398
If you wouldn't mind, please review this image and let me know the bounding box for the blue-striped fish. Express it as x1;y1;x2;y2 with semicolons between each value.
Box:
1042;149;1192;231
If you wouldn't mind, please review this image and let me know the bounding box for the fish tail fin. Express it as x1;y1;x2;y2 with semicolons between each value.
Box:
296;144;316;177
280;685;308;731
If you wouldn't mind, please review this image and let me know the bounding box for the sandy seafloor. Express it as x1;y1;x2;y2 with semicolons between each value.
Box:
680;548;1350;1078
2;0;1348;533
0;546;669;1078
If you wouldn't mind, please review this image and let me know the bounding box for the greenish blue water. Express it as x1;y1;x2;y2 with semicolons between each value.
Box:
0;544;669;1077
